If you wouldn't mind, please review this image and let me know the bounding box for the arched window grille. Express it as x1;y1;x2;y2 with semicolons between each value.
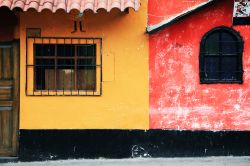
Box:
200;26;244;84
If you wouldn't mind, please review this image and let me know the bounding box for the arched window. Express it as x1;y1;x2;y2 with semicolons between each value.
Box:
200;26;243;84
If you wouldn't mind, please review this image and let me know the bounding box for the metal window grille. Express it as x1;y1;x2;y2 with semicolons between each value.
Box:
26;37;102;96
200;27;243;84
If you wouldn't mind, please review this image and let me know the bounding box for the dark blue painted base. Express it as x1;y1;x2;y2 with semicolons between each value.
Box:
19;130;250;161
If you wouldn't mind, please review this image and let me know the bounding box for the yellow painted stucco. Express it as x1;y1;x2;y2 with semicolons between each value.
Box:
19;2;149;129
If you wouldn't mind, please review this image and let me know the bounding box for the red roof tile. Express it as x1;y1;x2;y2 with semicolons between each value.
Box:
0;0;140;13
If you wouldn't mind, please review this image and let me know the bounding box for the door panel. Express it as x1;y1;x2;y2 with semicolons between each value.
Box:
0;42;19;157
0;111;12;148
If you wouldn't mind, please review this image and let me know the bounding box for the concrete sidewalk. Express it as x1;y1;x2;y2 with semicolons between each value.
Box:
2;157;250;166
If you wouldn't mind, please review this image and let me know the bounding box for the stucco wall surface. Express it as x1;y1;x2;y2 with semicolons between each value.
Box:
148;0;208;26
19;2;149;129
149;0;250;130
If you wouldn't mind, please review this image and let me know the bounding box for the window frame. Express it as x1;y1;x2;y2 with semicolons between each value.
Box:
199;26;244;84
26;37;102;96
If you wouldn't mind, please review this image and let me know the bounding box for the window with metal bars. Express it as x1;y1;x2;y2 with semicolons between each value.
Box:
26;37;102;96
199;26;243;84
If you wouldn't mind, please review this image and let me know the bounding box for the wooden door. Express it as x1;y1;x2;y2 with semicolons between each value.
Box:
0;41;19;157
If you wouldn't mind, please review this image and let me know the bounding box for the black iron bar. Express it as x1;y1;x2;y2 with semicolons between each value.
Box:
27;37;101;96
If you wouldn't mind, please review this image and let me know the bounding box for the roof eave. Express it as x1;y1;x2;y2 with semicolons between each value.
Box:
146;0;217;34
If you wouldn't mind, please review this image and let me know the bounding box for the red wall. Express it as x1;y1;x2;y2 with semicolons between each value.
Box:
149;0;250;130
148;0;207;26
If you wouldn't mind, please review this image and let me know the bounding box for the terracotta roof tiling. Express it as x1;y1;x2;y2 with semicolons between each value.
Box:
0;0;140;13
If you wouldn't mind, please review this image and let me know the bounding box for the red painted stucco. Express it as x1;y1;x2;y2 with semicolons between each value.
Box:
148;0;207;26
149;0;250;130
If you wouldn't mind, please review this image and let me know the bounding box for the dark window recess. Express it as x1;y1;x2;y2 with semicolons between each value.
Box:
199;27;244;84
35;44;96;91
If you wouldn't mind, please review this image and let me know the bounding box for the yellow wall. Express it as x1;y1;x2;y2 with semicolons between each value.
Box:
19;2;149;129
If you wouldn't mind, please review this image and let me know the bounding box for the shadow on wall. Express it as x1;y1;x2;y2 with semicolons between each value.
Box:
0;7;18;42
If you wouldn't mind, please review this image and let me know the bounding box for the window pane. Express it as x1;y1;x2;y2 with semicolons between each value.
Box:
204;57;220;80
77;59;96;68
35;59;55;90
57;69;75;90
57;59;75;90
78;68;96;90
45;69;56;90
77;58;96;90
35;66;45;90
221;57;238;80
205;32;219;55
57;44;75;57
58;59;74;69
36;59;55;67
221;32;238;55
77;44;96;57
35;44;55;57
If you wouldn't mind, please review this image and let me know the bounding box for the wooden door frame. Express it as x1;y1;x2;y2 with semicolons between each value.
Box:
0;40;20;157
